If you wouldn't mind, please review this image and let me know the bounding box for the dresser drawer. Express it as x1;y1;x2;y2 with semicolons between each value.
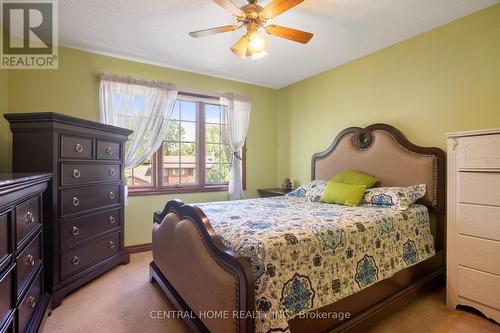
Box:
61;232;120;279
458;204;500;241
0;212;11;271
459;172;500;207
61;209;121;249
61;185;121;217
61;134;93;159
457;134;500;169
17;269;42;333
0;314;13;333
457;235;500;276
97;140;121;160
458;266;500;310
16;233;42;298
15;196;41;248
61;163;122;186
0;265;14;330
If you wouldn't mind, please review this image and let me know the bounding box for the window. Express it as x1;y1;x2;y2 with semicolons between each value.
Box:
125;93;245;195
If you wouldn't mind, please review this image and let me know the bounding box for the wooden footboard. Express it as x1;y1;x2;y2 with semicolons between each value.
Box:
150;200;255;333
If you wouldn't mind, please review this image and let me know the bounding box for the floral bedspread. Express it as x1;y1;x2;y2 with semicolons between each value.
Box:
195;196;435;333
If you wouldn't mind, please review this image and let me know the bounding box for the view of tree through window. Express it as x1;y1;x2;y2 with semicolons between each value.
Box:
205;104;231;184
163;100;198;185
125;94;241;194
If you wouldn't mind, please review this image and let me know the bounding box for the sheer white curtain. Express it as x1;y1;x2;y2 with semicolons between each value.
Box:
220;94;251;200
99;73;178;195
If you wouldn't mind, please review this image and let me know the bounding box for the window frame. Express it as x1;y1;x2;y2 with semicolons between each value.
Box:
128;92;246;196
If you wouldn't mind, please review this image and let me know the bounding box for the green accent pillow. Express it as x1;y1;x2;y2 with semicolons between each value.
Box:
320;181;367;207
331;169;379;188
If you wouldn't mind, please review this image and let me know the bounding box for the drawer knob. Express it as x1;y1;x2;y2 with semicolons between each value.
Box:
72;226;80;236
27;296;36;309
72;197;80;206
25;254;35;267
25;211;35;224
109;241;115;249
109;216;115;224
109;192;115;200
74;143;84;153
73;169;81;178
108;168;115;176
105;147;113;155
71;256;80;266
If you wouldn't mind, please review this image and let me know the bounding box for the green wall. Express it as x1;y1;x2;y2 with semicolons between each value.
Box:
2;4;500;246
277;4;500;186
2;47;278;246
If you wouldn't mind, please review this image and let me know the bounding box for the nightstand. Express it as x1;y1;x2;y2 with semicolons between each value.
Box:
258;188;293;198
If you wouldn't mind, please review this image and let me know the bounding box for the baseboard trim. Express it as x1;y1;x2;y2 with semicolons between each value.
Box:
126;243;152;253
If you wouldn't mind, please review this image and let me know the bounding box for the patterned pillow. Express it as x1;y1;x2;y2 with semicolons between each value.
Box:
285;180;327;202
362;184;426;210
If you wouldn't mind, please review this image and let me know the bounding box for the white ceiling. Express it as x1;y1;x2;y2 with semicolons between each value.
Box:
59;0;499;89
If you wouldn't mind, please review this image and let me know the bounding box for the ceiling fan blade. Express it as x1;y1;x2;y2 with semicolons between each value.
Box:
261;0;303;20
189;25;240;38
231;36;249;58
212;0;245;17
265;24;313;44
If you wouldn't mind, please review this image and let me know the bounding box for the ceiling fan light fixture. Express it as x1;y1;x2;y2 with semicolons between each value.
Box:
231;35;250;58
231;33;268;60
247;32;267;53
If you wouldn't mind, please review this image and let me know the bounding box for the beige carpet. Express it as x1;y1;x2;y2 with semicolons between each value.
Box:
42;252;500;333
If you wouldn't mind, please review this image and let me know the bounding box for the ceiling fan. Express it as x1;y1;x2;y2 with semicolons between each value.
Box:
189;0;313;59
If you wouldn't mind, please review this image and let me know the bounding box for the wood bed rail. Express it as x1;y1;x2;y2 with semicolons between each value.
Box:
151;200;255;333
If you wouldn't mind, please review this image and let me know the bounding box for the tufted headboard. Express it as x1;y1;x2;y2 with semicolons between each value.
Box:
311;124;445;214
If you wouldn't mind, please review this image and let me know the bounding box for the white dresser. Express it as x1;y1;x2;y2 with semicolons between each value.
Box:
447;128;500;323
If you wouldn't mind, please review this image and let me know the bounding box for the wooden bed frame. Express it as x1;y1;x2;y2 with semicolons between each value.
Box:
149;124;446;333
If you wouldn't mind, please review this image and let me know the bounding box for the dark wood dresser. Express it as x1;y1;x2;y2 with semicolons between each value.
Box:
0;174;51;333
4;113;133;308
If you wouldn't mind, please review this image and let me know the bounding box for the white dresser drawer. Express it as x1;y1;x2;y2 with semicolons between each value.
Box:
458;266;500;309
458;134;500;169
458;204;500;241
459;172;500;206
457;235;500;275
